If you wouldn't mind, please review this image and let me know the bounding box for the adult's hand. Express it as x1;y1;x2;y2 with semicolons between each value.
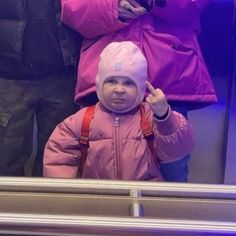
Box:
118;0;146;21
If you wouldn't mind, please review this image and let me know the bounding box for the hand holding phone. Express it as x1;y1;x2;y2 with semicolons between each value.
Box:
119;0;146;21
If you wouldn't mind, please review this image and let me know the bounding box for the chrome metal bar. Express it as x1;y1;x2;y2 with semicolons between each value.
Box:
0;214;236;235
129;189;143;217
0;177;236;198
0;177;236;235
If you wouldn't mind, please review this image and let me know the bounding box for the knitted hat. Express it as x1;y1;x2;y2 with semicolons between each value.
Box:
96;41;147;113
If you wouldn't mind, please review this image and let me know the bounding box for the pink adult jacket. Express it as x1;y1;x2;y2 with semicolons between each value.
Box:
43;102;194;180
61;0;217;109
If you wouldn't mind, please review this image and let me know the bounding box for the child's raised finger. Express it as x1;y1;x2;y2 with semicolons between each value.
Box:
145;81;156;95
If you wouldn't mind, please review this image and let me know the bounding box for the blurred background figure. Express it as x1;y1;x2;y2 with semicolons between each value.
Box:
0;0;82;176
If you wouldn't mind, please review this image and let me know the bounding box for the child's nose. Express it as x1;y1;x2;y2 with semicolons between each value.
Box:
114;84;125;93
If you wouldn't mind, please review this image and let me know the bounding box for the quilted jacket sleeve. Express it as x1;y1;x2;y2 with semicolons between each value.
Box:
43;111;85;178
154;109;195;163
61;0;127;38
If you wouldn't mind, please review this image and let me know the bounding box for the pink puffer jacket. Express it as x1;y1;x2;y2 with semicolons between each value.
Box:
61;0;217;109
43;102;194;180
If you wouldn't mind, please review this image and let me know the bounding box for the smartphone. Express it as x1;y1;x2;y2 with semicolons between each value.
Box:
137;0;167;10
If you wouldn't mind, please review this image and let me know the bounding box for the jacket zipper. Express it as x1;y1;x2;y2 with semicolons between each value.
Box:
114;114;122;179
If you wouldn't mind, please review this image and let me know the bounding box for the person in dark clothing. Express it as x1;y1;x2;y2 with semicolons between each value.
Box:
0;0;82;176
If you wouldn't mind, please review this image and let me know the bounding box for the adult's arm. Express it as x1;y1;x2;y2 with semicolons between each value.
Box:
61;0;127;38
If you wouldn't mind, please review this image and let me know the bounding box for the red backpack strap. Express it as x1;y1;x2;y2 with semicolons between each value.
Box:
78;105;96;177
139;104;159;167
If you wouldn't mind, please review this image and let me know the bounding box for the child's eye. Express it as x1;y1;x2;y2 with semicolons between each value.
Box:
124;80;135;87
105;78;116;84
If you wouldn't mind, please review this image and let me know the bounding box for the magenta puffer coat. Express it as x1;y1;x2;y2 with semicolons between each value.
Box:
61;0;217;109
43;102;194;180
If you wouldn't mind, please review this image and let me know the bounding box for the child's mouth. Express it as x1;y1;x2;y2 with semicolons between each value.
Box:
112;99;125;104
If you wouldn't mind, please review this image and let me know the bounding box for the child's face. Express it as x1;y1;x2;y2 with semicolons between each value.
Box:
102;76;138;112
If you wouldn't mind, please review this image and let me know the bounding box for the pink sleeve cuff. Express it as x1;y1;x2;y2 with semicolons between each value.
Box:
154;107;180;135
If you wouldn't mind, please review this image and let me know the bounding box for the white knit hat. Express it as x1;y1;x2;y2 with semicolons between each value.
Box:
96;41;147;113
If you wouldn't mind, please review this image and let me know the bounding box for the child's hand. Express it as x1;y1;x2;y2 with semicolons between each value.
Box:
119;0;146;21
145;81;169;118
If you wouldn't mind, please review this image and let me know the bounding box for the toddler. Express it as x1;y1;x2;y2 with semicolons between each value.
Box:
43;41;194;180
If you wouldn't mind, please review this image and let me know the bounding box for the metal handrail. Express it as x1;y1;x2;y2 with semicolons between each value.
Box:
0;214;236;235
0;177;236;198
0;177;236;235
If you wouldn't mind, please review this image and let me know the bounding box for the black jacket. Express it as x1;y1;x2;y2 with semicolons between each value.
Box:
0;0;82;79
